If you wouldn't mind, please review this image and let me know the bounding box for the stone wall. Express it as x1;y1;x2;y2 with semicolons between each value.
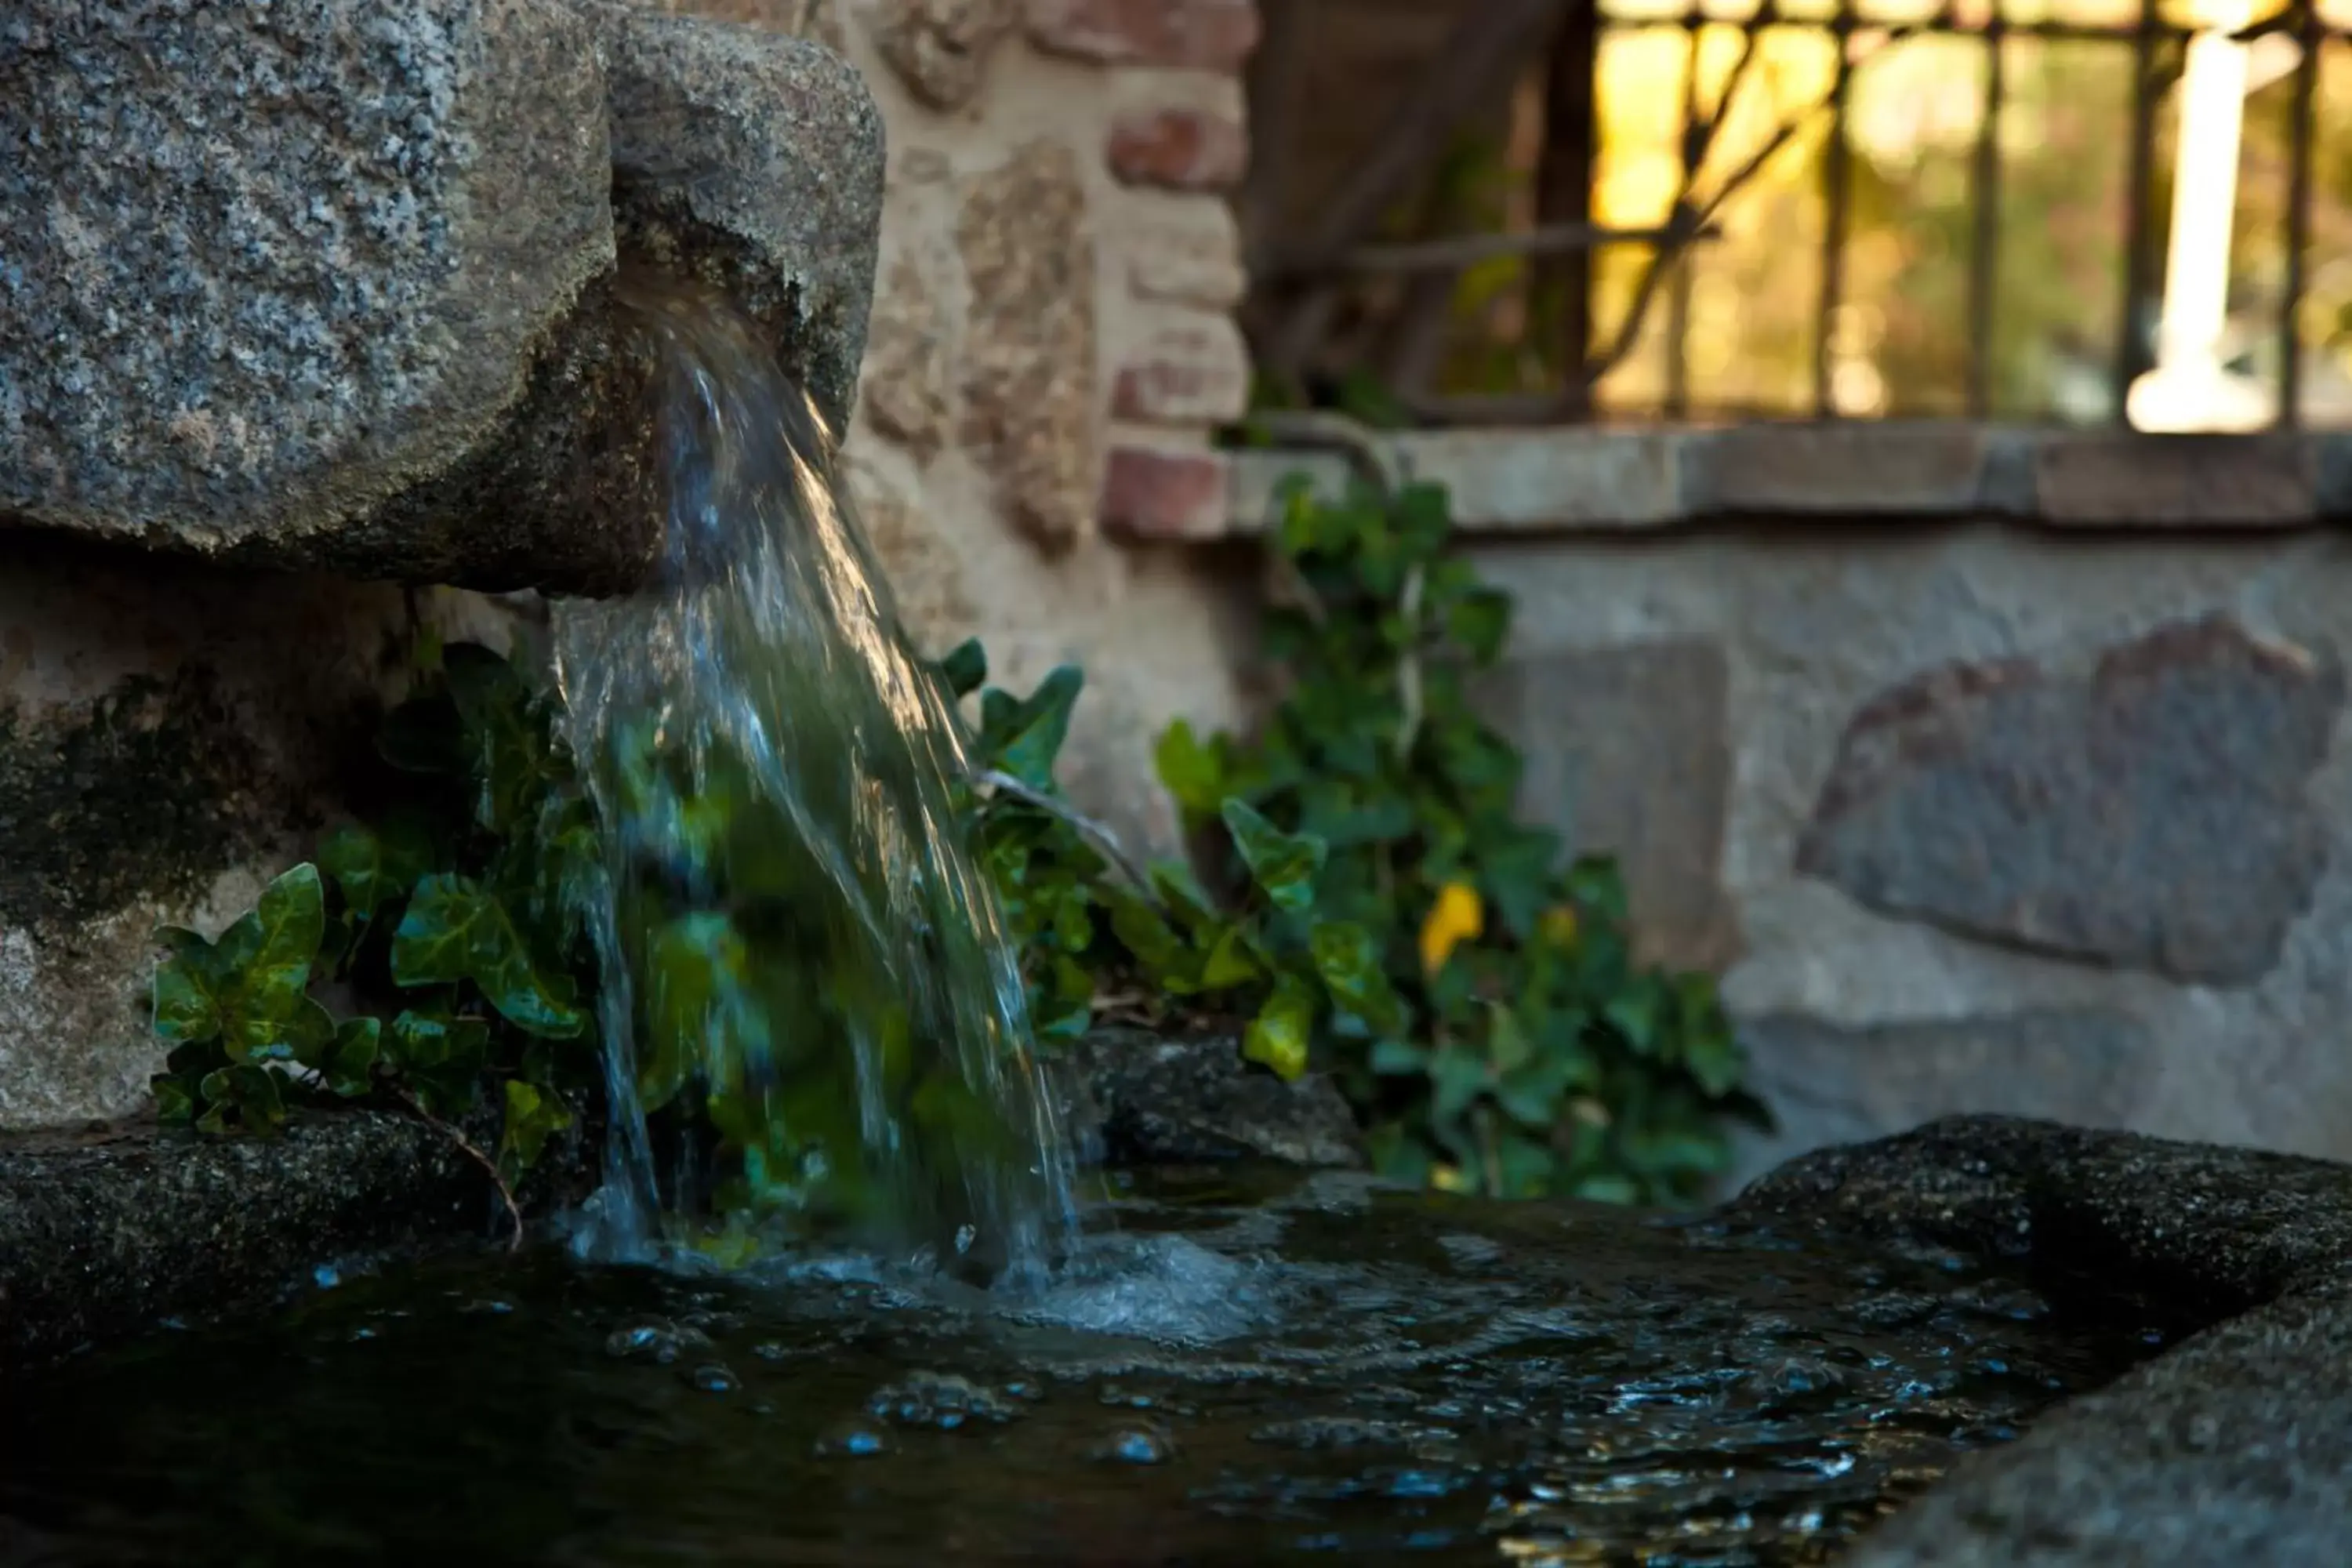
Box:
1210;426;2352;1185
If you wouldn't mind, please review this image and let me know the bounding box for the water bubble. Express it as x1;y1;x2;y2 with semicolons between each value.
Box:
604;1318;711;1365
687;1363;740;1394
867;1372;1018;1429
459;1298;516;1316
817;1421;891;1458
1095;1425;1176;1465
753;1341;794;1362
313;1265;342;1290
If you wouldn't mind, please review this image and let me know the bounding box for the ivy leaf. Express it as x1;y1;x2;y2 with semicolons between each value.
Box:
1308;920;1403;1034
1445;587;1512;665
498;1079;575;1185
388;1007;492;1117
1243;972;1316;1082
1154;720;1225;817
938;637;988;699
1682;1009;1745;1098
390;874;585;1039
1221;799;1327;914
445;643;558;836
1148;859;1223;935
1033;956;1097;1042
151;864;328;1064
1369;1037;1428;1076
1197;922;1261;991
319;811;437;927
1428;1047;1490;1122
1103;883;1191;988
197;1064;290;1134
1485;1002;1534;1074
301;1017;382;1099
152;1073;198;1125
1603;989;1659;1057
984;666;1083;789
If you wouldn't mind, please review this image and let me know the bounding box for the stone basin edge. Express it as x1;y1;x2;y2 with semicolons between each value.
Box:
1724;1113;2352;1566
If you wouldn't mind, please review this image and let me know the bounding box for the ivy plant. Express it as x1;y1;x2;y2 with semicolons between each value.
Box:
150;639;599;1217
946;473;1766;1204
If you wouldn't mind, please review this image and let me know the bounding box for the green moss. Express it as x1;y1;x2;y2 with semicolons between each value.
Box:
0;669;271;929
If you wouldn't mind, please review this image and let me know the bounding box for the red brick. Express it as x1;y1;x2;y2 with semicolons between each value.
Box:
1107;106;1247;191
1100;444;1232;539
1025;0;1258;69
1112;316;1250;423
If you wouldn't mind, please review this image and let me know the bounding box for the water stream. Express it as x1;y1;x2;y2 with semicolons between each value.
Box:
550;278;1074;1280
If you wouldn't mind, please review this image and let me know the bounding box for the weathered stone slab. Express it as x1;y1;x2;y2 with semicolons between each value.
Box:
1728;1117;2352;1566
0;1112;499;1370
1051;1027;1365;1169
1727;1009;2151;1192
2035;431;2316;527
1698;423;1994;515
0;0;884;594
1797;616;2343;985
1483;641;1741;971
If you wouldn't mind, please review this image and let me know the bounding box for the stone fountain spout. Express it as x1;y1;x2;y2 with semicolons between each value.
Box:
0;0;885;597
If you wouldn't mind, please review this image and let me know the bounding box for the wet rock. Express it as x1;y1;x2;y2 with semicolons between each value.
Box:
0;1110;503;1370
1796;616;2343;985
1054;1027;1367;1169
956;140;1101;550
0;0;883;595
1728;1116;2352;1566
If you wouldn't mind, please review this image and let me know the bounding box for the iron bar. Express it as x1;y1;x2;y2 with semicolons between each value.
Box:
1817;0;1857;416
2113;0;2162;421
1968;13;2007;418
1670;4;1704;418
2281;0;2318;428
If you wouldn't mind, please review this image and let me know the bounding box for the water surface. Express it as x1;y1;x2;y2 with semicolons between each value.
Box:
0;1167;2172;1566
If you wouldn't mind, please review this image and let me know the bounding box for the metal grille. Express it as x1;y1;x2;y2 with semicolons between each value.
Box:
1243;0;2346;428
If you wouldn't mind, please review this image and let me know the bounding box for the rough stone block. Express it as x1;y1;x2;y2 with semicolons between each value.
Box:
1099;444;1232;540
1112;314;1252;424
1411;429;1689;529
1797;615;2344;985
956;140;1101;549
1024;0;1259;67
1107;106;1249;191
1479;640;1741;972
2034;433;2316;526
1122;197;1249;308
1699;423;1993;515
866;0;1016;110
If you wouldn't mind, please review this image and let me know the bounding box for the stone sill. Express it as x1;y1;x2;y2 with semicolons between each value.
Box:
1221;422;2352;536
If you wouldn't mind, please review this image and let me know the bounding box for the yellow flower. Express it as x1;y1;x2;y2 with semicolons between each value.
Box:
1419;880;1484;975
1429;1163;1474;1193
1539;905;1581;949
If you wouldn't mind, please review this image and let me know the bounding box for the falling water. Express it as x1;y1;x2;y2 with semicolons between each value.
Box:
552;277;1075;1283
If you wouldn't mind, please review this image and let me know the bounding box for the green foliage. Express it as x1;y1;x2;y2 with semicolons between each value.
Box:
947;474;1765;1204
151;642;597;1181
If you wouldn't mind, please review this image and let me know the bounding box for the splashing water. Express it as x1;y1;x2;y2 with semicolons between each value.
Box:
552;278;1075;1283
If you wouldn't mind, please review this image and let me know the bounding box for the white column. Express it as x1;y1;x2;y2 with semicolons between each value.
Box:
2127;0;2269;431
